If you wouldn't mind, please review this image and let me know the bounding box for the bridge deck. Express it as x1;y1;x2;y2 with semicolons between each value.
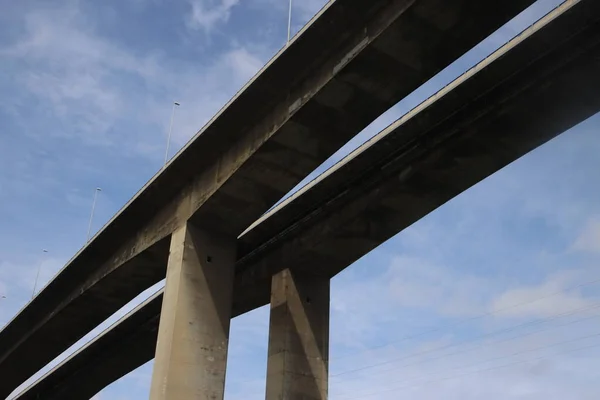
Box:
14;0;600;398
0;0;537;397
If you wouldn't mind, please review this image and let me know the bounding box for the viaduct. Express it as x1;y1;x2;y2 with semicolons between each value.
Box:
2;0;600;398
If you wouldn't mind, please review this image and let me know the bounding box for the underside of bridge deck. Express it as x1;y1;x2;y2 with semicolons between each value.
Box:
2;0;536;394
13;1;600;398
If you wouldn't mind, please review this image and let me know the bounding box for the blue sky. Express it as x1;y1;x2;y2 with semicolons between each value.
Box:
2;0;600;399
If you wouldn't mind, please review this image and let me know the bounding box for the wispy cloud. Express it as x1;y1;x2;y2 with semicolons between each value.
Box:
0;1;269;158
490;271;598;319
0;2;273;396
4;1;600;399
572;217;600;253
1;3;158;148
186;0;240;33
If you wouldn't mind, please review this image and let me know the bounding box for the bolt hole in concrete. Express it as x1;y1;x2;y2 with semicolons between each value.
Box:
306;297;311;304
206;256;212;263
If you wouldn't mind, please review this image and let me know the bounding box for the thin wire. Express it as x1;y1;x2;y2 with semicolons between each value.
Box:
331;275;600;361
333;310;600;397
234;280;600;388
331;300;600;378
337;332;600;400
243;332;600;400
237;302;600;397
358;310;600;379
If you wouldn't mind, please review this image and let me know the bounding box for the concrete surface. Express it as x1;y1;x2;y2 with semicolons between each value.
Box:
1;0;537;396
13;0;600;398
265;269;330;400
149;223;236;400
13;291;163;400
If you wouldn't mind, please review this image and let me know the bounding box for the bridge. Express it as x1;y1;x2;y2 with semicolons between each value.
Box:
3;0;600;398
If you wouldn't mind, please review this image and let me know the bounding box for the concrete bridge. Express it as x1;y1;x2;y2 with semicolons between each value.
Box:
3;0;600;398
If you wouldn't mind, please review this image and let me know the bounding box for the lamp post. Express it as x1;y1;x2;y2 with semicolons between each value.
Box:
31;249;48;299
287;0;293;43
164;101;181;166
86;187;102;242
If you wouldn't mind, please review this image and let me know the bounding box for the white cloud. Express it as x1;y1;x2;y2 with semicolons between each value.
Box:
3;1;600;399
326;265;600;400
572;217;600;253
386;256;490;317
328;252;495;361
490;271;597;319
0;2;271;397
0;1;269;159
187;0;240;33
223;47;265;80
326;234;600;394
0;4;158;147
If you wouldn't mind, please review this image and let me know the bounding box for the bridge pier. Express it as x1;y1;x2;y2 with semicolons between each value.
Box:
265;269;330;400
149;222;236;400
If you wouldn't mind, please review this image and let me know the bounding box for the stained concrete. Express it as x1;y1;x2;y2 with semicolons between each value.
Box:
13;1;600;397
149;223;236;400
10;292;163;400
265;269;329;400
0;1;538;395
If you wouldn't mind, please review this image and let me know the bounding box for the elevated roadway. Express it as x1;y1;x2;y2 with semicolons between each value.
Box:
0;0;536;396
14;0;600;397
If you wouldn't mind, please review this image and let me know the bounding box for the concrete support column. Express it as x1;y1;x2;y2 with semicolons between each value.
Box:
150;222;236;400
265;269;330;400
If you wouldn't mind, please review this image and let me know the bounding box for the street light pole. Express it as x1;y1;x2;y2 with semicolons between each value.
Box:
86;187;102;242
287;0;293;43
164;101;180;166
31;249;48;299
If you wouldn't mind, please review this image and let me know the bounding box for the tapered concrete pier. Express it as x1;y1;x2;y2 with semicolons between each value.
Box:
149;223;236;400
265;269;330;400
